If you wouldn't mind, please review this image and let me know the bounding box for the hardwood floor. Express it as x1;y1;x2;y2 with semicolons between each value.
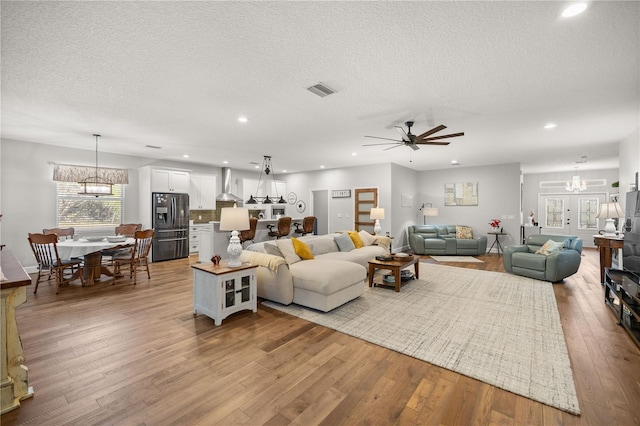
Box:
2;248;639;425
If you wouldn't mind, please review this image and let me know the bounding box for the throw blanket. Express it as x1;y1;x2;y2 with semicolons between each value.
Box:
240;251;286;273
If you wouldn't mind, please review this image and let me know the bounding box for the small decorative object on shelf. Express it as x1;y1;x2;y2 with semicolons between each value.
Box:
211;255;221;266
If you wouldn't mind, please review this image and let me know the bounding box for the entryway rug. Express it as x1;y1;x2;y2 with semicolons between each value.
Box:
430;255;483;263
262;263;580;414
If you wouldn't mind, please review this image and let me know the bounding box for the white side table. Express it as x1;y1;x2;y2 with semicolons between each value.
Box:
192;261;257;326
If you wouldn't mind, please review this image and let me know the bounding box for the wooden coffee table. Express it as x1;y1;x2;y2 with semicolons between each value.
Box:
368;255;419;292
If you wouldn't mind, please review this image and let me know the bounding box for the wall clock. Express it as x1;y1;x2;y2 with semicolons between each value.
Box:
296;200;306;213
287;192;297;205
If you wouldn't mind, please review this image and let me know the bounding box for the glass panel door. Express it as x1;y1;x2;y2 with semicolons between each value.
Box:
354;188;378;232
578;197;599;230
240;275;251;303
224;278;235;308
545;198;565;229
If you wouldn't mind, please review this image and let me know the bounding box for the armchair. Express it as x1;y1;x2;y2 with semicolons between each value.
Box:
503;234;582;282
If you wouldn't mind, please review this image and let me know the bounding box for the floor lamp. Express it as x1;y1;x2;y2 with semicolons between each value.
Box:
421;203;439;224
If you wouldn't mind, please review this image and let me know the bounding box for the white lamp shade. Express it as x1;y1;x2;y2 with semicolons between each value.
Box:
423;207;439;217
219;206;250;231
370;207;385;220
597;202;623;219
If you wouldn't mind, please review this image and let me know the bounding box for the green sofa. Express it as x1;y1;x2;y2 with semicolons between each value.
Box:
408;225;487;255
503;234;583;282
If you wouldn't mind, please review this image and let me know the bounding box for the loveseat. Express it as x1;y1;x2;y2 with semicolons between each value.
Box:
408;225;487;255
503;234;583;282
239;231;390;312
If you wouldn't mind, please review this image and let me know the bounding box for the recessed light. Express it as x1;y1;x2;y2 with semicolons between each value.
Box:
320;165;325;169
223;160;228;164
238;116;248;123
451;160;459;165
351;152;357;156
282;170;287;173
562;3;588;18
544;122;557;129
254;165;260;169
183;154;189;158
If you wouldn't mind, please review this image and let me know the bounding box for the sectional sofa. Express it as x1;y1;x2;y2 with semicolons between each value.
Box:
408;225;487;255
239;232;391;312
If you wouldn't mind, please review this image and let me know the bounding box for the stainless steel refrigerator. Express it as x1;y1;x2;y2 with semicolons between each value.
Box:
152;192;189;262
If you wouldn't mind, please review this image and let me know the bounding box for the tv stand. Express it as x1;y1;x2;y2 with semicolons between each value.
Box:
604;268;640;349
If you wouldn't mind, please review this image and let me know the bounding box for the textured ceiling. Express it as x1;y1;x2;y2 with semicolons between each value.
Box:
2;1;638;174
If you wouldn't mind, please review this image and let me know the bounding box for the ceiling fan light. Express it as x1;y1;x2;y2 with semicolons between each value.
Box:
562;3;587;18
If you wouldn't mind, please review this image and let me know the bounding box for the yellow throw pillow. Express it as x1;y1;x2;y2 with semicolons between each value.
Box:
456;226;473;239
291;237;314;260
348;231;364;249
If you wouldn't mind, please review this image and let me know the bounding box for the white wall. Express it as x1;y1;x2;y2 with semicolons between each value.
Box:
619;128;640;201
418;163;522;249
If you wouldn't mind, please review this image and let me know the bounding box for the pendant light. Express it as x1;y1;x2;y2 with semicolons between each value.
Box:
78;134;113;197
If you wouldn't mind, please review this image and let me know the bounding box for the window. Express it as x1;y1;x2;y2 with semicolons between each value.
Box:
578;198;599;230
57;182;124;230
545;198;564;229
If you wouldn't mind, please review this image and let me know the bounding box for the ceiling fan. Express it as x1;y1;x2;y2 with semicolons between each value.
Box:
363;121;464;151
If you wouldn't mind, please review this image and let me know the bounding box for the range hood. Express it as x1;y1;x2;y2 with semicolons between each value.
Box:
216;167;243;203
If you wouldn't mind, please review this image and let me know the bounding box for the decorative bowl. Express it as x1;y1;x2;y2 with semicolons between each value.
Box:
107;236;127;243
85;236;106;242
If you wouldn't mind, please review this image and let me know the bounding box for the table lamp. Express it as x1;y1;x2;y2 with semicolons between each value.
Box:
421;203;439;225
370;207;385;235
597;202;623;236
219;204;250;267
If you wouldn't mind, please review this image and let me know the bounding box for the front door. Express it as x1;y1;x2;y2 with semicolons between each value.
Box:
538;192;607;248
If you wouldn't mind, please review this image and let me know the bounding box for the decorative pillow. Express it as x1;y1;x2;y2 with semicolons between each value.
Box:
456;226;473;239
358;230;376;246
275;239;302;264
263;242;284;258
291;237;314;260
334;233;356;252
535;239;565;256
347;231;364;249
307;237;338;255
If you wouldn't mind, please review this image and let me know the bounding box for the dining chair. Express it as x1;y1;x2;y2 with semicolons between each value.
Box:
266;216;292;239
115;223;142;237
28;233;84;294
239;217;259;246
43;227;75;241
293;216;316;236
112;229;154;286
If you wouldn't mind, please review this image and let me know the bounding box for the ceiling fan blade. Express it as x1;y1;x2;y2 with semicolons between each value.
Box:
394;126;411;142
421;132;464;141
362;142;403;147
409;143;420;151
416;124;446;140
364;135;403;142
383;144;405;151
414;141;450;146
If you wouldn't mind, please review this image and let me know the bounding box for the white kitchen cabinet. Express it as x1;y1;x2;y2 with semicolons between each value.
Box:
189;174;217;210
151;169;190;193
192;262;257;326
189;224;212;254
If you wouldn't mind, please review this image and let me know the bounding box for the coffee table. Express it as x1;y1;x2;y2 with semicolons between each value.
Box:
368;255;419;292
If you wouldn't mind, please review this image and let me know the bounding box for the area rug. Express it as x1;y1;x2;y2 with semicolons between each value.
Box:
262;263;580;414
430;255;483;263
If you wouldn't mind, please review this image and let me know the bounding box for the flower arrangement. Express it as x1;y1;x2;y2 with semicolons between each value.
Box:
489;219;501;229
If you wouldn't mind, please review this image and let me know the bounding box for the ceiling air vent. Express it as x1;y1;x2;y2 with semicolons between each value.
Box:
307;82;336;98
145;145;162;149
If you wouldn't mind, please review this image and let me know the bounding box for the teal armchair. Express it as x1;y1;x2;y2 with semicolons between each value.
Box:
503;234;582;282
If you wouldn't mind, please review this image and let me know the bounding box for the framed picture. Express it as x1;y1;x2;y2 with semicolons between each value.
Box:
332;189;351;198
401;194;413;207
444;182;478;206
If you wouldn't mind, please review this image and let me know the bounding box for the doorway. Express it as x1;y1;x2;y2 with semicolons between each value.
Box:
354;188;378;233
312;190;329;235
538;192;607;247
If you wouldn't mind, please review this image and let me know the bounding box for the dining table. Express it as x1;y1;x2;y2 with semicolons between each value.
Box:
57;238;135;286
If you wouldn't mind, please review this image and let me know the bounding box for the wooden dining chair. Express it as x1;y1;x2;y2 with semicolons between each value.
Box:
112;229;154;286
114;223;142;237
43;227;75;241
266;216;292;239
28;233;84;294
293;216;316;236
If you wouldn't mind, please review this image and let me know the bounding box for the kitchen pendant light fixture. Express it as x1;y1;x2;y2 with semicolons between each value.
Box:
78;134;114;197
245;155;287;204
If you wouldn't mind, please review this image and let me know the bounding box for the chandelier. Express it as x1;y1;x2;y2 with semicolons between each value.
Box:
566;175;587;192
245;156;286;204
78;134;114;197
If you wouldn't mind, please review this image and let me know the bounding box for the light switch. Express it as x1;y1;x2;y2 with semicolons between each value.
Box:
508;215;515;219
337;213;342;218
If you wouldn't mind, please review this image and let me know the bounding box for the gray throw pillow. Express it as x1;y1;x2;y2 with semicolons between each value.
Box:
264;242;284;258
334;233;356;252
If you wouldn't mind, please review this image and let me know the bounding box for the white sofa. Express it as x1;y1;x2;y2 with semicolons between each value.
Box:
239;232;391;312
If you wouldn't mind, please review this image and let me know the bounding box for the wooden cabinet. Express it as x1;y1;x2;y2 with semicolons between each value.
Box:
594;235;624;283
192;262;257;326
189;174;217;210
189;223;211;253
151;169;190;193
604;268;640;349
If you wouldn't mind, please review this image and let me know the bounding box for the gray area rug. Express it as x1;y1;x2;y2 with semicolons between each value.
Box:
430;255;483;263
262;263;580;414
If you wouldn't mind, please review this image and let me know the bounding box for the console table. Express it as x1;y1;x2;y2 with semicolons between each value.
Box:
594;235;624;284
1;250;34;414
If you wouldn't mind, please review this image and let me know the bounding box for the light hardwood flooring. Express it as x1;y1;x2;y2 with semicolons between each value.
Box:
2;248;639;425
